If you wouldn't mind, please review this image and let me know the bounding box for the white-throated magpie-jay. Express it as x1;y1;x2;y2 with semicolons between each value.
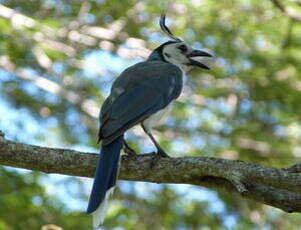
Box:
87;14;213;227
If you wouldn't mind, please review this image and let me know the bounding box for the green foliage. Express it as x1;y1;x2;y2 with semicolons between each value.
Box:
0;0;301;229
0;168;90;229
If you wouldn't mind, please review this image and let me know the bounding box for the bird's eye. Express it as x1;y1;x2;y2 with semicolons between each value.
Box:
178;45;187;52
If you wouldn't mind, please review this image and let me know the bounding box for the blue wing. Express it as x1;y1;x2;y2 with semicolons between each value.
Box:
98;61;183;144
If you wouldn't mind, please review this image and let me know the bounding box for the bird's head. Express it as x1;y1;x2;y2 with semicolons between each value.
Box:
148;14;213;73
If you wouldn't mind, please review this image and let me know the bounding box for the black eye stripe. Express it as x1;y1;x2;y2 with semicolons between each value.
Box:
178;45;187;52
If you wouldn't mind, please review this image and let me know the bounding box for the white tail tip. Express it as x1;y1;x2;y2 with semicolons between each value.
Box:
91;187;115;228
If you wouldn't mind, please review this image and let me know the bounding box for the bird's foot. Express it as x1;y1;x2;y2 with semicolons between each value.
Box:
124;148;137;156
149;149;170;168
157;148;170;158
150;154;162;168
123;144;137;157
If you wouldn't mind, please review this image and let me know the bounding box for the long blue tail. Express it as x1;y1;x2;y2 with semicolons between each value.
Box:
86;135;123;227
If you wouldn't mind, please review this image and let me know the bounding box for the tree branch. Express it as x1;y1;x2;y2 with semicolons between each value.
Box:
0;135;301;213
271;0;301;22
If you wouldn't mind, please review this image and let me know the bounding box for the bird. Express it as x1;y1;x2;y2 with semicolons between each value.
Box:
86;14;213;227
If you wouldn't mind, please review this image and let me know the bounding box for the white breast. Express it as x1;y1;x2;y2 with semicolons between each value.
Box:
143;103;174;130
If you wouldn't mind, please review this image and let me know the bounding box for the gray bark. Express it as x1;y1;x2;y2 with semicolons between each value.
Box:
0;133;301;213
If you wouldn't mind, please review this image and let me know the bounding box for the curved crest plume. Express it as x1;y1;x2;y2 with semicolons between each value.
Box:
160;14;182;42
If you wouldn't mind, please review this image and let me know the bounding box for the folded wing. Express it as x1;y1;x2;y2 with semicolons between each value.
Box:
98;61;183;144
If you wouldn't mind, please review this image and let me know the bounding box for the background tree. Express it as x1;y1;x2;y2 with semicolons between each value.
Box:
0;0;301;229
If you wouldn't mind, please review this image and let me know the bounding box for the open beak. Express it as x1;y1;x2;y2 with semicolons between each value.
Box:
187;50;213;70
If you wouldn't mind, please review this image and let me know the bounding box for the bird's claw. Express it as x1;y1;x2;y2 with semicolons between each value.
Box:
123;145;137;157
150;154;162;168
125;149;137;156
149;149;170;168
157;148;170;158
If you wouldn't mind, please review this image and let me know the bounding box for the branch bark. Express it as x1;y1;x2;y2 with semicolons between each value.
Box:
0;134;301;213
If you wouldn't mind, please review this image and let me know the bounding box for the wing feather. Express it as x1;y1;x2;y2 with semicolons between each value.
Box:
98;61;183;144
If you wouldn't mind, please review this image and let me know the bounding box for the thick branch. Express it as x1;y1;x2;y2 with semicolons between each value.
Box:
0;136;301;213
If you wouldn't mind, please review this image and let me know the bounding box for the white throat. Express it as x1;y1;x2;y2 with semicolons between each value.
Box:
163;57;191;74
162;43;193;74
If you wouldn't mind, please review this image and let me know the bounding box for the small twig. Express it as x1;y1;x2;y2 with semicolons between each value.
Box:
229;179;248;194
271;0;301;22
225;171;248;194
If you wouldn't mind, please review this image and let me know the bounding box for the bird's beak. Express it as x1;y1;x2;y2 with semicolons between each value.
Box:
187;49;213;70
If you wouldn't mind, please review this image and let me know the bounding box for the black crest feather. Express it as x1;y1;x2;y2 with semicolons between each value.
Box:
160;14;182;42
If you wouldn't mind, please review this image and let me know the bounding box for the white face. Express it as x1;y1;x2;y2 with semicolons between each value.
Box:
162;42;193;72
162;42;212;73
